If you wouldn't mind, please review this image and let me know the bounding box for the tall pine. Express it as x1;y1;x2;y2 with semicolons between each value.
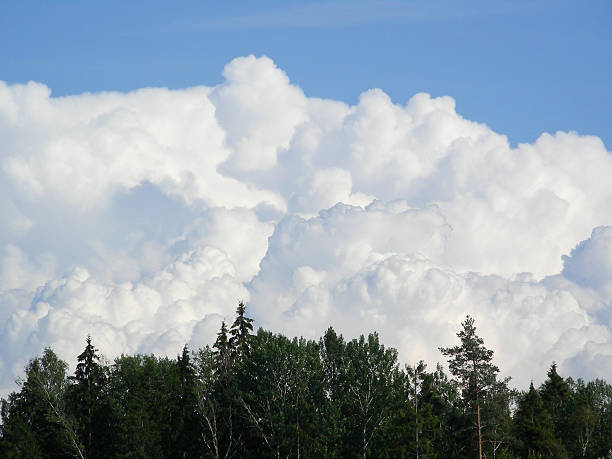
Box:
440;315;499;459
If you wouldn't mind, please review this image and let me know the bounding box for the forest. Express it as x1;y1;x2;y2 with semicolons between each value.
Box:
1;302;611;459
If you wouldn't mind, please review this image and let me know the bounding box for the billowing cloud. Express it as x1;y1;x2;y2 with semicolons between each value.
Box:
562;226;612;302
0;55;610;394
0;246;246;388
249;205;611;386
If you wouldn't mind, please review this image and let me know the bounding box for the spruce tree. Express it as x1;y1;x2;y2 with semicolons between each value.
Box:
69;335;109;458
210;320;244;457
229;301;254;361
174;345;198;458
213;321;232;379
540;363;570;427
513;381;561;458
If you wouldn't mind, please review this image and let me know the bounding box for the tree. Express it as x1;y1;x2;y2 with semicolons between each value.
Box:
229;301;254;361
0;348;83;458
214;321;232;380
406;361;427;458
69;335;111;458
343;332;400;459
238;330;325;458
513;382;563;458
108;354;172;458
540;362;570;437
319;327;347;457
198;320;245;458
440;315;499;459
173;345;199;458
420;363;466;458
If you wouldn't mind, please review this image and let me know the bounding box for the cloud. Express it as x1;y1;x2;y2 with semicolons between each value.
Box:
0;246;246;393
0;55;610;393
249;204;611;386
562;226;612;303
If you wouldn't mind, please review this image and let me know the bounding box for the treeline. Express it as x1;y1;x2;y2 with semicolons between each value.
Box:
1;303;611;458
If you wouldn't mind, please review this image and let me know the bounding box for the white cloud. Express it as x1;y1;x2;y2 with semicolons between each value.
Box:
0;246;246;394
249;205;611;387
562;226;612;303
0;55;610;394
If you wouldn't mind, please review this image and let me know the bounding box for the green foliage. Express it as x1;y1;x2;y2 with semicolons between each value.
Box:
439;316;499;406
0;348;78;458
1;306;611;458
68;335;113;459
513;382;563;458
229;301;254;360
440;315;503;459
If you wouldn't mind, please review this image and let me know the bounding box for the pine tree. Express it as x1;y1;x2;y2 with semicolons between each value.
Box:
439;315;499;459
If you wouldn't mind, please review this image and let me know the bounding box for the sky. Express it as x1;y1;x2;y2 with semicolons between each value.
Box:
0;0;611;393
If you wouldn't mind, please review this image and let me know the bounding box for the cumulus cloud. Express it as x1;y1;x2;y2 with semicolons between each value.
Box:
0;246;246;392
0;55;610;393
250;204;611;386
562;226;612;302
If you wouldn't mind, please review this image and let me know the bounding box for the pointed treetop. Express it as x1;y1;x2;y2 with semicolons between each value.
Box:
229;301;254;359
214;321;229;352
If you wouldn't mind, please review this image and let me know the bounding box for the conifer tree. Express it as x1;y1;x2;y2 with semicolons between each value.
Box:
208;320;244;457
540;362;570;431
513;381;561;458
174;345;199;458
440;315;499;459
229;301;254;361
69;335;109;458
214;321;232;379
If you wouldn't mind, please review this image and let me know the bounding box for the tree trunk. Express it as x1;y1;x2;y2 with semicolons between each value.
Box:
363;425;367;459
477;401;482;459
415;375;419;459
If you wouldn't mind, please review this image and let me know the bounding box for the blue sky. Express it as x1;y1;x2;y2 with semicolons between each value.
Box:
2;0;610;147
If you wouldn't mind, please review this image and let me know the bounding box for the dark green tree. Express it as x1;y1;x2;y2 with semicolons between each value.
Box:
398;360;446;459
68;335;111;458
513;381;564;458
214;321;232;379
540;362;570;447
108;354;172;458
229;301;254;361
319;327;347;457
172;345;199;458
198;319;246;458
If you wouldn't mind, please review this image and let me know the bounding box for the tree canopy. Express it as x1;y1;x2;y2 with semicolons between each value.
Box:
1;309;611;458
